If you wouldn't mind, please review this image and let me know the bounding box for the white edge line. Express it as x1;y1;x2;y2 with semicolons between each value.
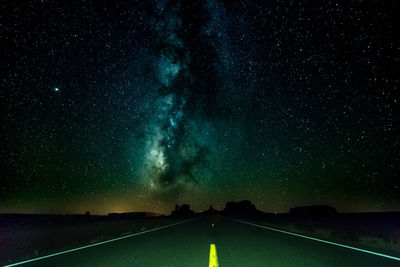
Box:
229;217;400;262
4;218;196;267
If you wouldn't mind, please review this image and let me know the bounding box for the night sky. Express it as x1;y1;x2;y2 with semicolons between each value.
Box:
1;0;399;215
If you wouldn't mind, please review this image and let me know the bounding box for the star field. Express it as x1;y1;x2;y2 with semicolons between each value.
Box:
1;0;399;214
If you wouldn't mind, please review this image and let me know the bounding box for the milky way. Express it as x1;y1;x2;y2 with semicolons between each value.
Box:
1;0;399;214
139;1;216;199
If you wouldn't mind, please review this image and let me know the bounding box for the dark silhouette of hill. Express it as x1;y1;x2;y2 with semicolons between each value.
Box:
204;205;219;215
0;212;163;227
217;201;339;219
0;213;104;227
221;200;267;218
107;212;160;220
290;205;338;215
170;204;195;217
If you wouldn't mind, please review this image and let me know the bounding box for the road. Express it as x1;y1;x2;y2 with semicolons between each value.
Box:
6;217;400;266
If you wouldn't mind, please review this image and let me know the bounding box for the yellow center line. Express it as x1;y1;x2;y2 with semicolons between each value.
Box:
209;244;219;267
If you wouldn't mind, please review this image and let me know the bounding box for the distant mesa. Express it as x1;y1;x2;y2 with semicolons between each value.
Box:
289;205;338;215
170;204;195;217
206;205;219;215
218;201;338;218
0;202;341;223
221;200;266;218
107;212;160;219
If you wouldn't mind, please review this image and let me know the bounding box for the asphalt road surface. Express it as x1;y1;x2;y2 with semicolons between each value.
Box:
6;217;400;266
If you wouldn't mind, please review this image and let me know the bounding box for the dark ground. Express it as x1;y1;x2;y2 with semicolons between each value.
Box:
220;201;400;256
2;202;399;266
0;213;182;265
3;216;399;266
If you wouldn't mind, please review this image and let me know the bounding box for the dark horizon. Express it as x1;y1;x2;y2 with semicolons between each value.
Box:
1;201;399;216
